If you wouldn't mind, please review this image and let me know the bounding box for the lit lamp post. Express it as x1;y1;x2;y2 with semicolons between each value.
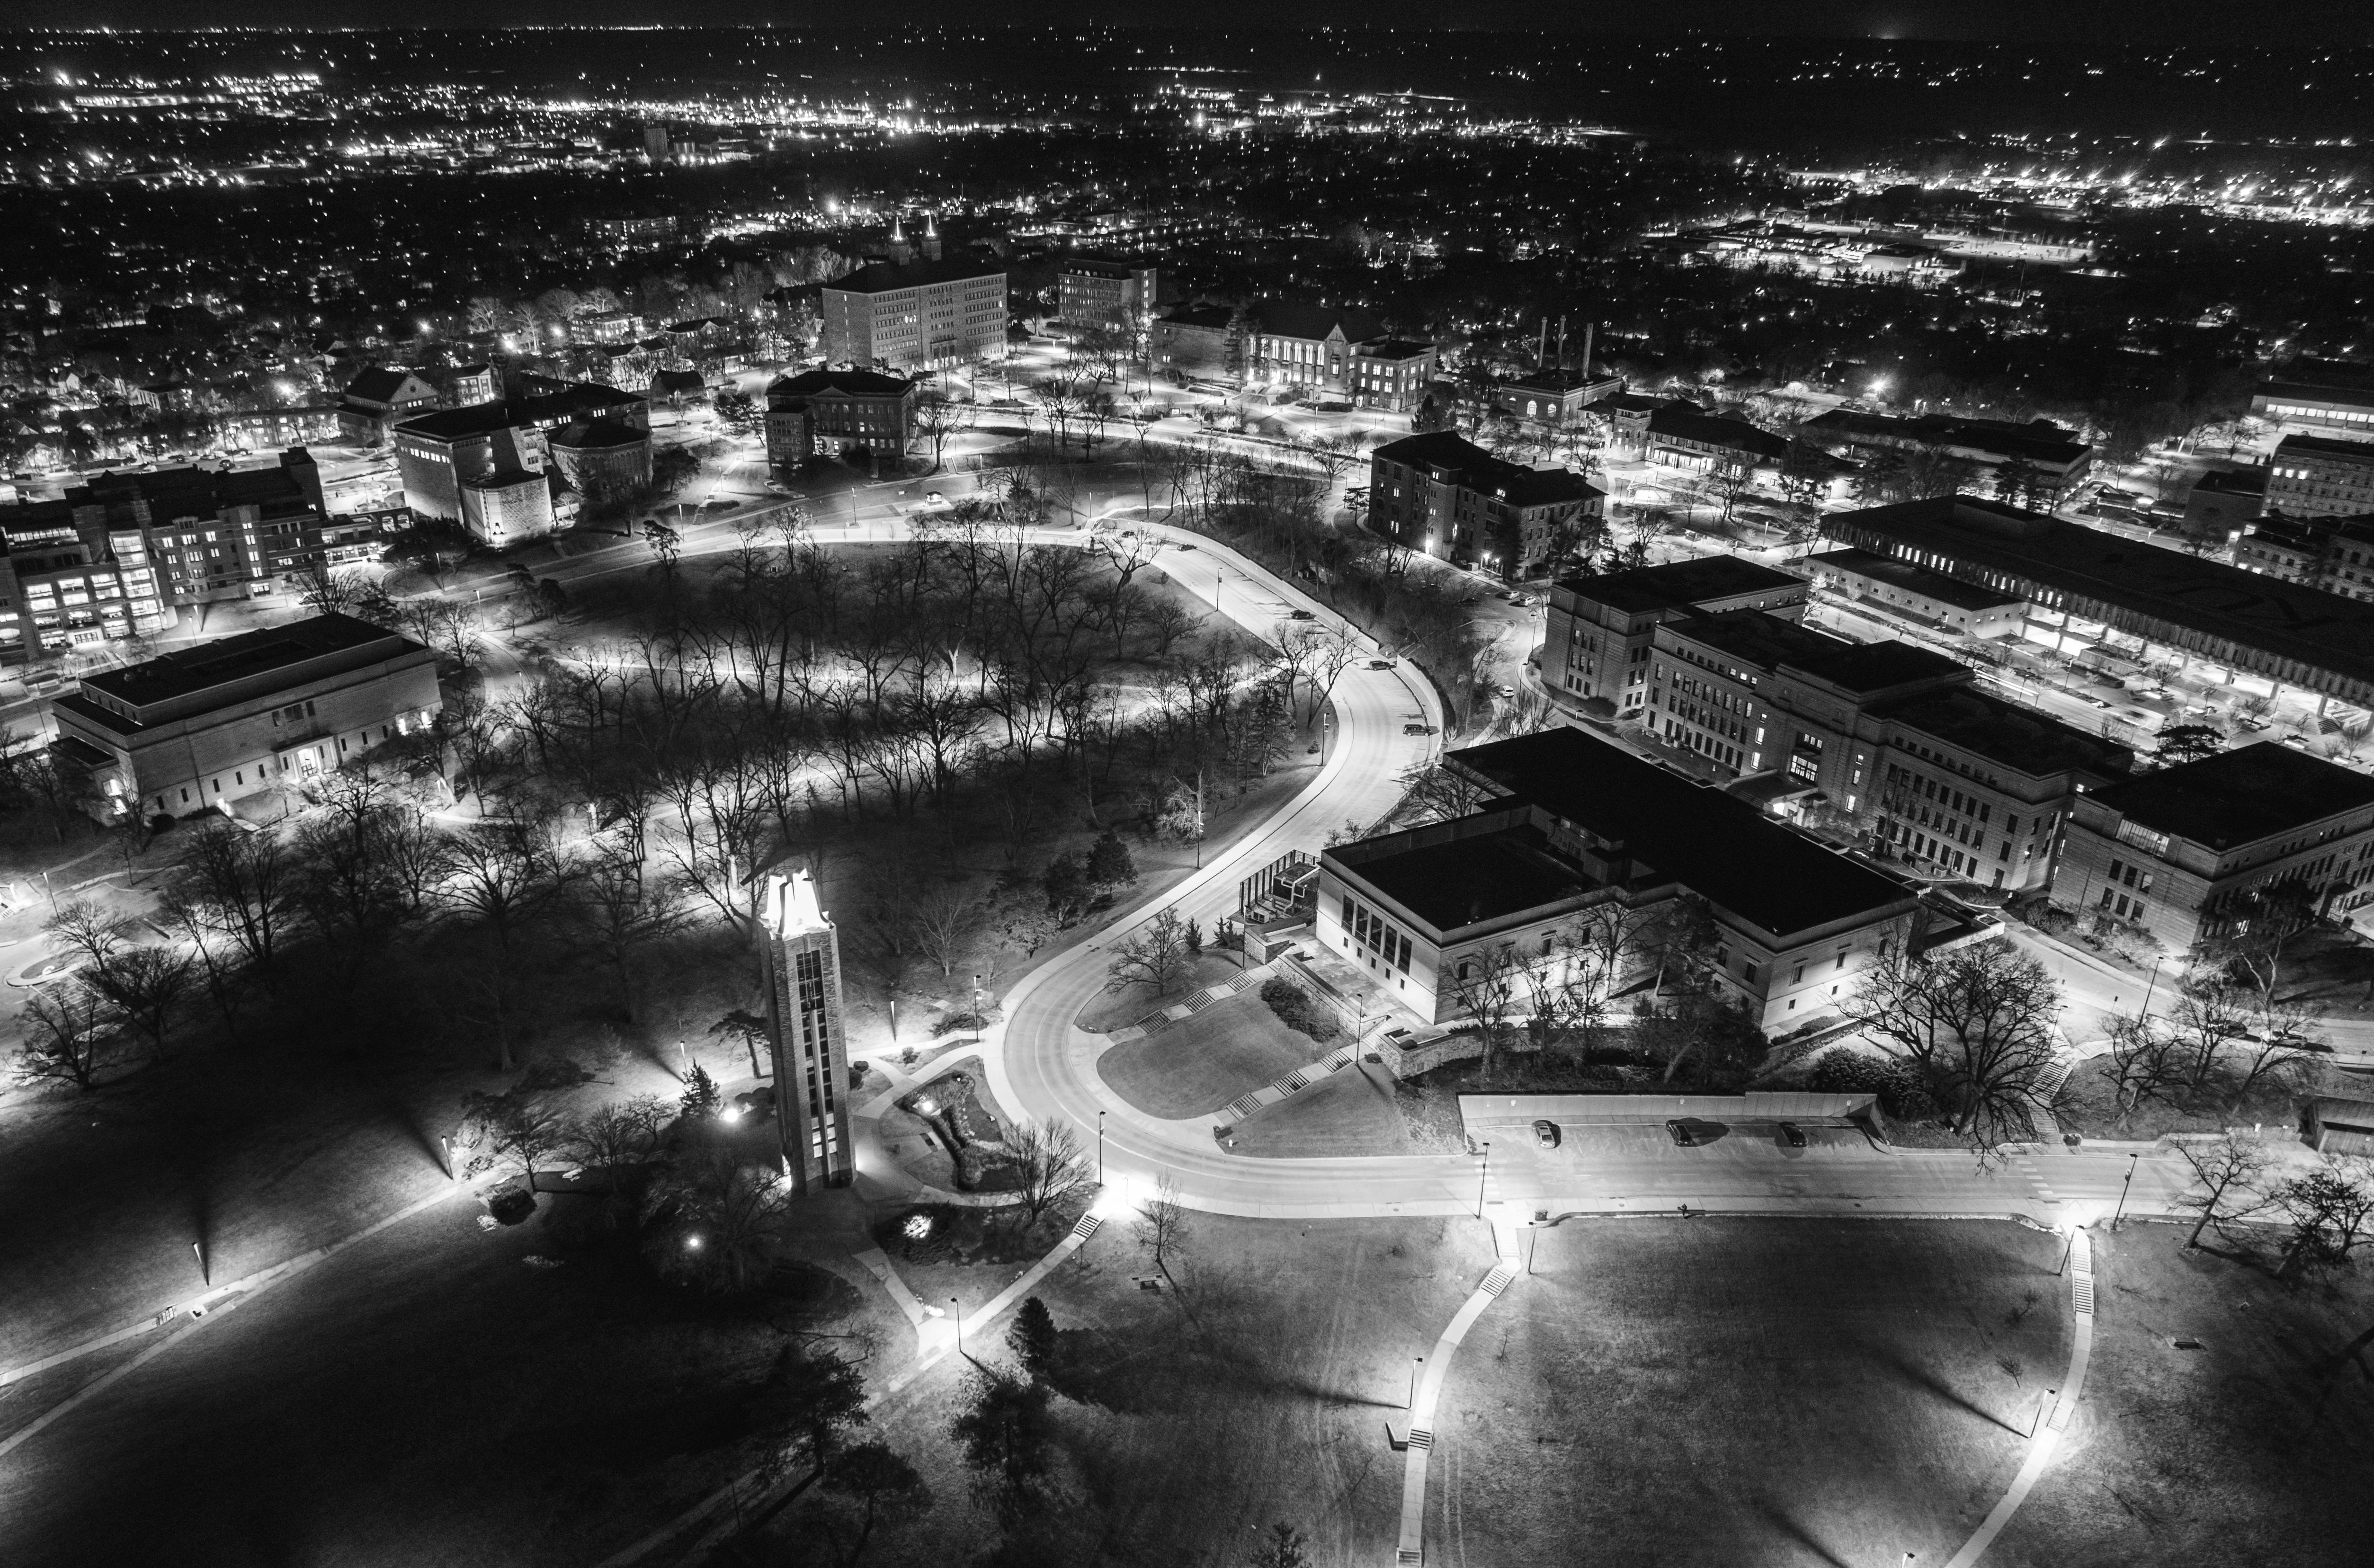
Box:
2140;952;2180;1014
1409;1355;1424;1411
1098;1110;1107;1184
1475;1141;1491;1220
2111;1152;2140;1229
953;1297;964;1360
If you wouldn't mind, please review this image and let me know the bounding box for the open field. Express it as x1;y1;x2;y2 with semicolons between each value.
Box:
0;1183;905;1568
1994;1224;2374;1567
1096;994;1325;1119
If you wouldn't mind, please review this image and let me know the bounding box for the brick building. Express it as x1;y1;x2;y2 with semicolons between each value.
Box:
1366;431;1602;575
1150;305;1237;380
763;370;917;469
1057;255;1162;335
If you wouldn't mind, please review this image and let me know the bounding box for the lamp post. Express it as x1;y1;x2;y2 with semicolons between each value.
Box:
1409;1355;1424;1410
1098;1110;1107;1184
2140;952;2170;1014
1475;1141;1491;1220
2111;1152;2140;1229
954;1297;964;1360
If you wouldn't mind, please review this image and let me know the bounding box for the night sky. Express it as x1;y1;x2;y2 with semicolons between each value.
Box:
18;1;2374;45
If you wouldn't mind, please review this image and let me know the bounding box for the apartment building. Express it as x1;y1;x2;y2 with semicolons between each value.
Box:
335;367;440;447
1366;431;1603;575
820;256;1009;372
0;452;335;659
1317;728;1924;1033
1542;556;1808;716
2055;742;2374;950
2263;434;2374;520
2231;512;2374;603
1057;255;1162;335
1646;404;1790;474
47;612;441;822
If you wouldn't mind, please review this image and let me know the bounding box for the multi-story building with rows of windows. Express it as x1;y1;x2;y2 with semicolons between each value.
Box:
820;256;1009;373
2264;434;2374;520
1541;556;1808;717
2053;742;2374;950
2231;512;2374;603
1366;431;1603;575
1315;728;1927;1034
763;369;917;469
1635;606;2129;893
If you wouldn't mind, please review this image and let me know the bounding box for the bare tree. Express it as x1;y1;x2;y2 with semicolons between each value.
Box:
910;887;983;980
1004;1118;1089;1233
2171;1132;2276;1248
1446;943;1523;1083
1851;938;2062;1149
2277;1164;2374;1278
171;821;301;979
1133;1170;1192;1281
912;390;977;473
459;1087;568;1194
14;982;120;1092
2100;1010;2189;1128
85;944;192;1062
442;820;575;1069
572;840;689;1025
1395;759;1494;825
1106;906;1194;997
1142;596;1204;659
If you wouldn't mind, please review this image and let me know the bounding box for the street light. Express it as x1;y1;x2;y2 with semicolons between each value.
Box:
2111;1151;2140;1229
1475;1141;1491;1219
953;1297;964;1360
1098;1110;1107;1184
2140;951;2171;1013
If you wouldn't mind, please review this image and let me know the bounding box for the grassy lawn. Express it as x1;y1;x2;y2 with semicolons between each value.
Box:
1096;994;1325;1118
0;1186;905;1568
1435;1219;2070;1568
1076;950;1251;1035
1231;1060;1419;1158
1994;1225;2374;1567
749;1212;1499;1567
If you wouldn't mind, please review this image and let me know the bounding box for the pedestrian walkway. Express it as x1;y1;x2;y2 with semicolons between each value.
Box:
1103;961;1276;1043
1392;1210;1524;1566
1941;1225;2096;1568
1216;1042;1363;1130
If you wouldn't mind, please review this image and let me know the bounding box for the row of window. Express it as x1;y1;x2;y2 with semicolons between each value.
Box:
1339;894;1414;975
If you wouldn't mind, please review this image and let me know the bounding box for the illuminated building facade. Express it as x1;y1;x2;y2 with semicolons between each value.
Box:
755;867;855;1194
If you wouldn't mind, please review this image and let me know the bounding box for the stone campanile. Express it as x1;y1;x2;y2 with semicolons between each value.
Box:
755;867;854;1193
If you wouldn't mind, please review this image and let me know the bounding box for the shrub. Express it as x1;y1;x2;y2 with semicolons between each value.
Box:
1807;1046;1935;1119
1259;977;1339;1042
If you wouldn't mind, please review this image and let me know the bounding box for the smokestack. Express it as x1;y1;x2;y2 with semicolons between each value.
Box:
1537;318;1549;372
1581;322;1596;379
1554;315;1566;373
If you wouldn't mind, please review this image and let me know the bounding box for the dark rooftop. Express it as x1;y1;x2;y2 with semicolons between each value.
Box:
1156;305;1235;331
2190;468;2269;499
1346;820;1598;931
826;256;1006;294
768;369;914;399
1787;639;1967;695
2274;433;2374;464
547;419;648;451
1875;685;2128;779
1554;554;1803;616
2086;742;2374;850
1446;728;1919;939
1824;496;2374;691
2260;379;2374;410
1661;608;1846;671
1647;406;1790;461
1806;546;2021;612
1250;300;1387;344
71;614;417;725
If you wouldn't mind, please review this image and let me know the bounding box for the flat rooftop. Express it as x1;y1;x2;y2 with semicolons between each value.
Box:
1824;497;2374;691
1662;608;1846;670
63;613;422;732
1555;555;1803;616
1875;685;2128;780
2085;741;2374;850
1446;729;1919;940
1806;546;2022;612
1344;820;1599;931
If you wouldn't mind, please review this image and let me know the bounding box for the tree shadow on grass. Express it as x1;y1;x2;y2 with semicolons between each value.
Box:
1868;1348;2022;1435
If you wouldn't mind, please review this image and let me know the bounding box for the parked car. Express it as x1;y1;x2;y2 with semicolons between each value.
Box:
1664;1119;1695;1147
1533;1119;1561;1150
1777;1122;1807;1149
1287;608;1317;621
2077;694;2112;709
1402;722;1436;737
1367;657;1398;670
